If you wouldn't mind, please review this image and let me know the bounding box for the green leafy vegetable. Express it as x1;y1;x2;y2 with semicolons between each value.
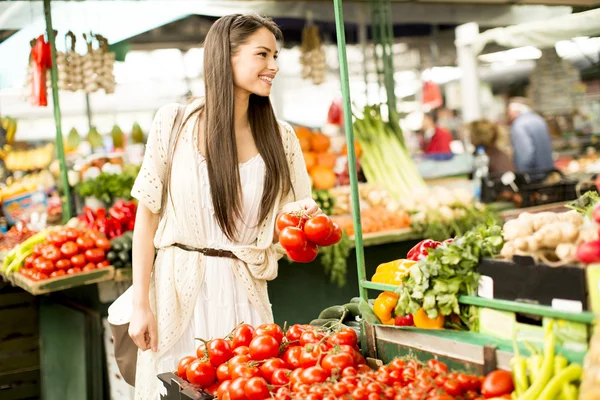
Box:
395;223;504;331
320;230;352;287
565;190;600;215
76;168;139;204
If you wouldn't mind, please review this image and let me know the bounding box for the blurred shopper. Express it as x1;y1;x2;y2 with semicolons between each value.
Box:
421;112;453;154
508;97;554;173
469;119;514;174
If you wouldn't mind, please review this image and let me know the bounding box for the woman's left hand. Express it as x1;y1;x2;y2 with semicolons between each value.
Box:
282;198;322;217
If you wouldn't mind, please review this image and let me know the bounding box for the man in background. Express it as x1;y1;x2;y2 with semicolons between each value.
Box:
508;97;554;174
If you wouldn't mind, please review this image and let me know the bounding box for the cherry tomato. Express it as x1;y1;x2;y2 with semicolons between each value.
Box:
299;346;322;368
481;370;514;398
228;378;248;400
259;358;287;383
60;241;79;258
24;255;36;269
276;212;305;232
300;366;329;385
217;380;232;398
84;248;105;263
327;329;358;348
317;222;342;246
71;254;86;268
232;324;255;348
216;363;230;382
207;338;234;367
196;342;206;358
280;227;308;252
389;358;406;372
76;236;95;251
255;323;284;343
231;363;260;380
41;245;61;262
233;346;250;356
177;356;196;378
95;238;112;251
228;354;251;374
286;241;318;263
282;345;302;369
321;352;355;374
285;324;305;342
67;267;82;275
299;329;323;346
244;377;269;400
34;257;55;274
249;335;279;361
186;359;216;388
33;243;44;257
443;379;463;396
427;359;449;375
31;271;49;281
63;228;81;241
304;215;333;245
82;263;96;272
271;368;291;386
55;259;72;270
50;270;66;278
47;231;67;247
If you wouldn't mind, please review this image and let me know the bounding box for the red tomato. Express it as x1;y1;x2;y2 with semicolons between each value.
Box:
47;231;68;247
259;358;287;382
82;263;96;272
55;259;72;270
34;257;55;274
32;271;49;281
63;228;81;241
285;324;305;341
287;241;318;263
282;345;302;369
233;346;250;356
207;338;234;367
289;368;304;384
299;345;323;368
443;379;463;396
217;380;232;398
205;382;220;396
84;248;105;263
86;229;106;242
280;227;308;252
50;270;66;278
304;215;333;244
277;213;305;232
60;241;79;258
327;330;358;348
33;243;45;257
41;245;61;262
271;368;292;386
196;342;206;358
24;255;36;269
95;238;112;251
186;359;216;388
427;396;454;400
76;236;95;251
216;363;231;382
228;378;248;400
427;359;449;375
389;358;406;372
97;260;110;268
228;355;251;376
232;324;255;348
318;222;342;246
177;356;196;378
321;352;355;374
67;267;82;275
71;254;86;268
244;377;269;400
249;335;279;361
231;364;260;380
481;370;514;398
300;329;324;346
255;323;284;343
300;366;329;385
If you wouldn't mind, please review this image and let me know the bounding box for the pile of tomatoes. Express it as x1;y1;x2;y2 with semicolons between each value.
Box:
175;322;510;400
19;227;112;281
277;212;342;263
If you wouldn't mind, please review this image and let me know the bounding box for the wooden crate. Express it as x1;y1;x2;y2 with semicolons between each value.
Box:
0;283;40;400
10;266;115;295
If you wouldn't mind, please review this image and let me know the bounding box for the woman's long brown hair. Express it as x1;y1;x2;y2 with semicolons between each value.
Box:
183;14;293;241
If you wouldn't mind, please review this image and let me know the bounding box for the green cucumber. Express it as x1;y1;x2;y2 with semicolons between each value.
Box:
343;303;361;319
318;305;346;320
350;297;360;304
106;251;118;262
309;318;338;327
118;250;130;262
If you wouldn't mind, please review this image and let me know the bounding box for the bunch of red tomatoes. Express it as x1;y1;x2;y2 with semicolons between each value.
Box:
277;212;342;263
175;322;508;400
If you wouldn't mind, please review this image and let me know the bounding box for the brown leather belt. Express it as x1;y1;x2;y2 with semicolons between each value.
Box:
171;243;238;260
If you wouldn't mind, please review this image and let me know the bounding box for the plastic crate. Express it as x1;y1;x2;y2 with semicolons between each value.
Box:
158;372;213;400
481;169;578;207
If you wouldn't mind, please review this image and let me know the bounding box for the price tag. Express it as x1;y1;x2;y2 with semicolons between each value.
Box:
478;275;494;299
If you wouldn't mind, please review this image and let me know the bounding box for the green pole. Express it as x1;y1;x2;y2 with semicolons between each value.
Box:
369;0;383;100
333;0;367;301
378;0;396;117
384;0;397;112
44;0;73;222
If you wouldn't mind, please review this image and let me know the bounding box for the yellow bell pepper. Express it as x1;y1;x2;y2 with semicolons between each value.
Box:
373;292;399;325
371;259;416;285
413;308;445;329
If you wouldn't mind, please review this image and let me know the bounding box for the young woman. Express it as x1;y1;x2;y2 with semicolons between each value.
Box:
127;14;318;398
469;119;515;174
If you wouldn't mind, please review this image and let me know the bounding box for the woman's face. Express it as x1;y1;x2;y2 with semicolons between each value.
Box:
231;27;279;98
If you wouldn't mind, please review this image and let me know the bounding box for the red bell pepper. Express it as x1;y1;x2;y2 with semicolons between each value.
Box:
82;206;96;226
109;207;127;223
30;35;52;107
95;208;108;234
407;239;441;261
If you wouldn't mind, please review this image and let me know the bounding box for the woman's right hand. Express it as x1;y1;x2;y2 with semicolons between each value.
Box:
128;304;158;352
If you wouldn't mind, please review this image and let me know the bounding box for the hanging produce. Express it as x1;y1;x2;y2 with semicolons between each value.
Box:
29;34;52;107
131;122;145;144
82;33;116;94
4;144;54;172
65;127;82;152
111;125;125;149
300;23;326;85
0;116;17;144
86;126;103;149
62;31;84;92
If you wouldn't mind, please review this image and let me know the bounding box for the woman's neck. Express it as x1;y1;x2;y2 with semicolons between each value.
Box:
234;89;251;132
